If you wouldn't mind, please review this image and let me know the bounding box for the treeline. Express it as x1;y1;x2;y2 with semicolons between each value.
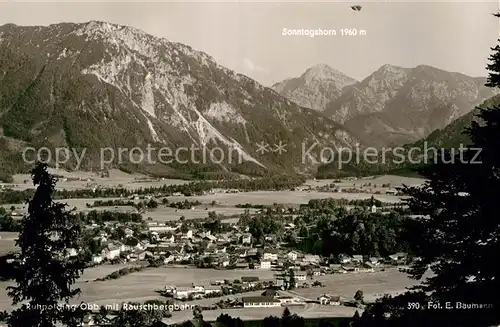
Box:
75;211;143;224
297;209;412;258
235;203;266;209
0;208;21;232
0;175;305;204
305;197;391;209
236;197;413;258
168;200;202;209
87;199;135;207
95;265;146;281
213;308;350;327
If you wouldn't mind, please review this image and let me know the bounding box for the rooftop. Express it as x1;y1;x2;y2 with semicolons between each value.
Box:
242;296;280;303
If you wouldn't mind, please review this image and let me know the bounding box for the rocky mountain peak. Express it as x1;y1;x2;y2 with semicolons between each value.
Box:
271;65;357;111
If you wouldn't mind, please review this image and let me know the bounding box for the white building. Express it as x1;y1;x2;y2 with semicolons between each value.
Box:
105;248;121;260
318;294;341;306
295;272;307;281
352;255;363;262
65;248;78;257
124;228;134;237
263;252;278;261
242;233;252;245
287;251;298;261
242;296;281;308
173;287;193;299
277;296;299;305
260;261;271;269
302;255;320;264
92;255;103;264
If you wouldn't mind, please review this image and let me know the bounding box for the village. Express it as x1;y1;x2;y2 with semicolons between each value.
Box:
0;172;423;324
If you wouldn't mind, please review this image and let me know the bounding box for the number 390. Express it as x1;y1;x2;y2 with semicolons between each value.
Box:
407;302;421;309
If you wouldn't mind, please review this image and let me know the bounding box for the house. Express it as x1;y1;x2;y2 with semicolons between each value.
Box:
368;257;380;265
173;284;204;299
388;252;407;263
92;255;103;264
312;269;321;276
204;286;222;295
362;262;376;272
241;276;259;287
339;254;351;264
219;257;230;267
370;205;377;213
275;275;285;288
318;295;330;305
264;234;277;242
65;248;78;257
318;294;341;305
295;272;307;281
261;289;279;298
241;276;259;282
351;255;363;262
247;248;258;257
164;234;175;243
242;233;252;245
329;296;341;305
277;296;297;305
263;249;278;261
124;228;134;237
329;264;343;273
260;261;271;269
173;287;194;299
302;255;320;264
287;251;299;261
242;296;281;308
104;246;121;260
235;262;249;269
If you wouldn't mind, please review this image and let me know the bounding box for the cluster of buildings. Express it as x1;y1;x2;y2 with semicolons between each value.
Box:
81;214;410;278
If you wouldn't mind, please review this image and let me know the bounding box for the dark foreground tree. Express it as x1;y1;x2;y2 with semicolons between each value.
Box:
357;12;500;327
7;162;87;327
111;303;163;327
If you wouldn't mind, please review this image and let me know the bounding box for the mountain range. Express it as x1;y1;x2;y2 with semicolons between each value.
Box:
0;20;497;181
0;21;361;180
273;64;497;147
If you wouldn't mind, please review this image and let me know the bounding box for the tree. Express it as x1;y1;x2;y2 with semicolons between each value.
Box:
111;302;162;327
354;290;364;304
357;13;500;326
216;313;243;327
281;307;292;326
262;315;280;327
193;306;203;321
288;268;296;290
486;13;500;88
7;162;87;327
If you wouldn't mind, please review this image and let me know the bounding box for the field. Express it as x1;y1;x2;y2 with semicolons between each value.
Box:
291;267;433;303
0;266;425;322
0;232;18;255
304;175;425;188
7;169;189;191
164;191;404;206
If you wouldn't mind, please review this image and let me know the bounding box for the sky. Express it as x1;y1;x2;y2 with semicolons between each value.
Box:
0;1;499;86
